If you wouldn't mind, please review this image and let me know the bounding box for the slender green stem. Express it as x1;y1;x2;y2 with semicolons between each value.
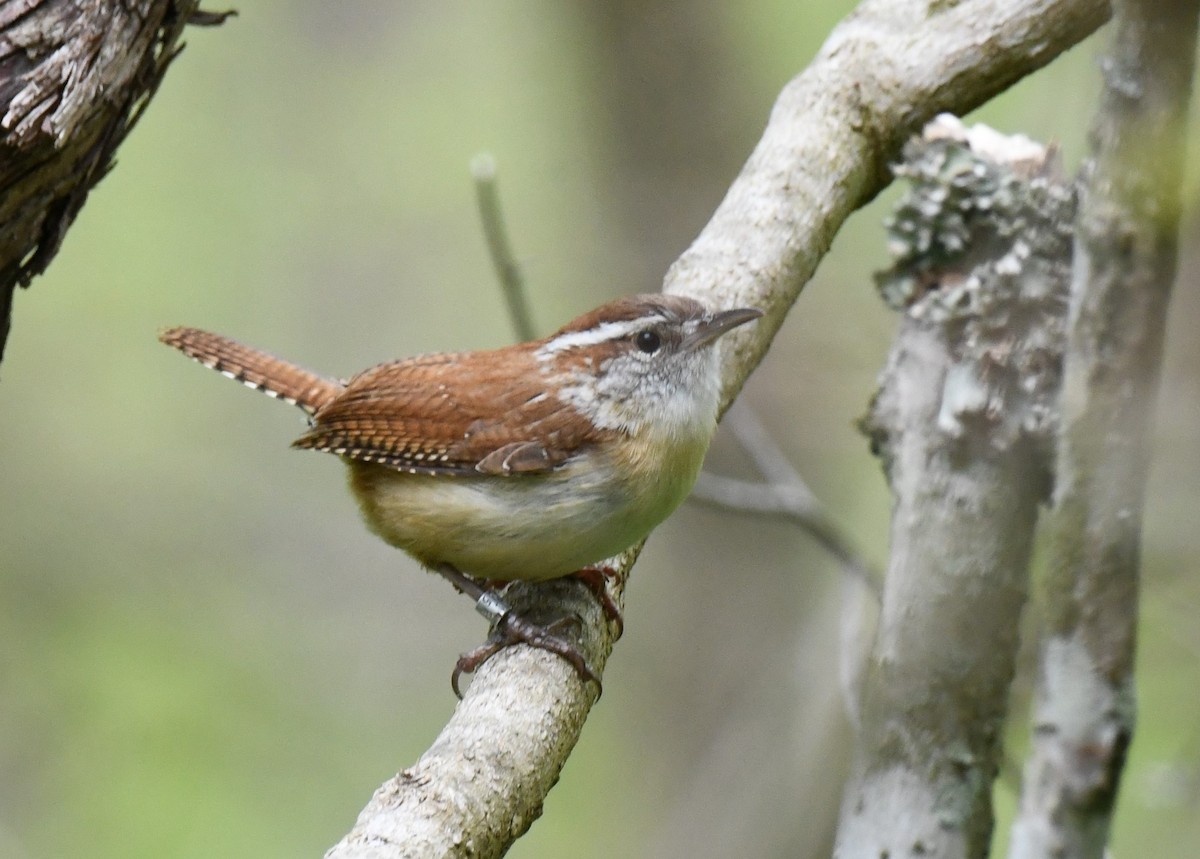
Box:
471;153;537;341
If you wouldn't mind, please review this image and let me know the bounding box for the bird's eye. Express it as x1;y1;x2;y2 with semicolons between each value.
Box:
634;329;661;354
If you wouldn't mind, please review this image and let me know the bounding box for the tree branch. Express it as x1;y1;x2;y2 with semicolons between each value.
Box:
326;553;629;858
0;0;228;365
327;2;1110;855
470;153;536;342
690;404;882;596
661;0;1108;399
1008;1;1199;855
833;116;1075;858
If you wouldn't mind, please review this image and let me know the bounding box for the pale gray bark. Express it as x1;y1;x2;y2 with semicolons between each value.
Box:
325;552;628;858
1008;1;1199;856
327;1;1111;856
662;0;1108;401
833;117;1075;859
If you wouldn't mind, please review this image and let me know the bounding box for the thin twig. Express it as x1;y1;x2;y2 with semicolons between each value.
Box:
692;404;882;727
692;404;882;596
472;152;882;725
710;404;883;732
471;153;536;342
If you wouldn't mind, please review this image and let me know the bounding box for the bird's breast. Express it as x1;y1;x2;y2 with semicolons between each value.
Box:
345;431;708;582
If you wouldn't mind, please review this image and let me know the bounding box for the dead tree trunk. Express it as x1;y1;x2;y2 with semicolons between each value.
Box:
0;0;229;364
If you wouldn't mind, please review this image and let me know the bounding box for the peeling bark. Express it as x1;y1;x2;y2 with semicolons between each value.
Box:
0;0;228;364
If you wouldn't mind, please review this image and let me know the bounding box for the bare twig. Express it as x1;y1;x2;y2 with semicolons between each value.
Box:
328;2;1110;855
692;405;882;596
693;403;883;728
691;470;879;590
471;153;537;342
1008;1;1199;855
471;123;881;755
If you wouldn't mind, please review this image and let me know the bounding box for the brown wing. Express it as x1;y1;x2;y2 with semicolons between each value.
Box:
291;346;606;476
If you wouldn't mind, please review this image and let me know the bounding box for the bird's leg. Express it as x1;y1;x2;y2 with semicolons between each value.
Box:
435;564;601;699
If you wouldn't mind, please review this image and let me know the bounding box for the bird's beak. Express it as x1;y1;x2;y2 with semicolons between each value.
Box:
681;307;763;351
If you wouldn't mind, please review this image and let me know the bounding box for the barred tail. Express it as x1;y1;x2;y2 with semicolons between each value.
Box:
159;326;341;415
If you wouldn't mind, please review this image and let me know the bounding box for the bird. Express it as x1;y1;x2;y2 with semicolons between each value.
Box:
160;293;761;692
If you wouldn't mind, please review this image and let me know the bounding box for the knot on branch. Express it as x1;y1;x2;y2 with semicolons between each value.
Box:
864;115;1075;468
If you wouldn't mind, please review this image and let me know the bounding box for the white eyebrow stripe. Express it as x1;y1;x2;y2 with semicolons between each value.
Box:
536;319;656;355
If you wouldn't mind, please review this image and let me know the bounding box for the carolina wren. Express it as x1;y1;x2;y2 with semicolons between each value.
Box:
160;293;761;687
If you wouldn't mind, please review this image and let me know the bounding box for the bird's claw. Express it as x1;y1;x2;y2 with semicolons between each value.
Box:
451;611;602;699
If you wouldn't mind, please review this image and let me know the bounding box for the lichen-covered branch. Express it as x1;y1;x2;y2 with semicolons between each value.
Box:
833;117;1074;859
328;2;1110;856
1008;1;1199;856
0;0;228;364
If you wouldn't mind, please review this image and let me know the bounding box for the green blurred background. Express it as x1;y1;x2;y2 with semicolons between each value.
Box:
2;3;1198;856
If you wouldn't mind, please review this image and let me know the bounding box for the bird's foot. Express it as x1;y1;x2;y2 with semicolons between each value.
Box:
434;562;605;699
451;610;601;699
